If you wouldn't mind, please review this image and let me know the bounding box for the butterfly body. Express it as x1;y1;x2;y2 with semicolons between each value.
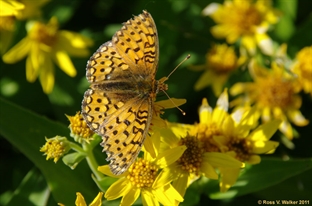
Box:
82;11;165;175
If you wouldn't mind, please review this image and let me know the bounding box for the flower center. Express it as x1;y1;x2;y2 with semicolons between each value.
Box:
127;159;158;188
229;3;262;34
227;138;252;162
40;136;69;163
177;135;203;175
259;77;294;109
30;22;57;47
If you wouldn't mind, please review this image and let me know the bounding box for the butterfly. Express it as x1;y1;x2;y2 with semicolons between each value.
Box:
81;10;168;175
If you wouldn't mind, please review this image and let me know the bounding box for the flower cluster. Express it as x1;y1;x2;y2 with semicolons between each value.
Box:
195;0;310;143
41;90;280;205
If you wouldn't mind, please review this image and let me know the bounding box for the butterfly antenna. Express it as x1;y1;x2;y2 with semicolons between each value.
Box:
159;54;190;115
161;89;186;115
166;54;191;80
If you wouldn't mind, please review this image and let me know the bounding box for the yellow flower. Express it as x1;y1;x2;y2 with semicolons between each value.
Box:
199;91;280;191
190;44;246;95
40;136;70;163
0;0;24;17
72;192;103;206
2;16;93;93
203;0;279;55
98;143;186;206
66;112;95;144
230;60;309;139
164;89;280;193
160;90;249;195
190;91;246;192
291;46;312;96
214;108;281;191
161;128;242;197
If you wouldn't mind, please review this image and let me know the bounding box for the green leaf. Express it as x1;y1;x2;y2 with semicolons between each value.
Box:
62;152;86;170
277;0;297;19
274;0;297;41
0;98;99;205
92;175;117;192
206;158;312;199
5;168;50;206
181;182;201;206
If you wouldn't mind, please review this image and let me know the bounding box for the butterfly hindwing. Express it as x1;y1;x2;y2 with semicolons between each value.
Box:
100;97;152;175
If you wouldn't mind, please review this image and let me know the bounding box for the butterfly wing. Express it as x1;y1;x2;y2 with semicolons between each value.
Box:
82;88;152;175
112;10;159;78
85;10;158;84
82;10;158;175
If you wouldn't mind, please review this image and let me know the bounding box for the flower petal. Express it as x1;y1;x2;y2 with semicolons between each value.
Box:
194;70;211;91
222;115;236;136
2;37;31;63
202;3;220;16
216;88;229;111
287;109;309;127
105;178;131;200
211;25;233;41
120;187;140;206
256;33;273;55
153;166;178;189
141;190;159;206
241;35;256;55
153;184;183;206
279;119;293;140
262;106;271;122
172;171;188;197
219;167;241;192
0;0;24;16
155;145;186;168
199;98;212;124
212;108;227;127
143;135;157;159
89;192;103;206
230;82;249;96
26;54;38;83
98;165;127;178
75;192;87;206
249;119;281;141
53;50;77;77
201;160;218;179
57;30;93;57
246;155;261;164
39;53;55;93
252;140;279;154
203;152;242;168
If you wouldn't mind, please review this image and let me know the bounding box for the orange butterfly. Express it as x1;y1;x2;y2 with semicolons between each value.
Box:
82;10;167;175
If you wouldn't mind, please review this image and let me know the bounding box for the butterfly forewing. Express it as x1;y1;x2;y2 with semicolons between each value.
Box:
81;10;159;175
112;11;159;77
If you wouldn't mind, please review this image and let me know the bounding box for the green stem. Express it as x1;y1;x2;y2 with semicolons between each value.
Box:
69;142;85;154
83;142;104;180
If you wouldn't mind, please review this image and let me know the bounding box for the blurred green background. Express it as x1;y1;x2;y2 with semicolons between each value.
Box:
1;0;312;205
